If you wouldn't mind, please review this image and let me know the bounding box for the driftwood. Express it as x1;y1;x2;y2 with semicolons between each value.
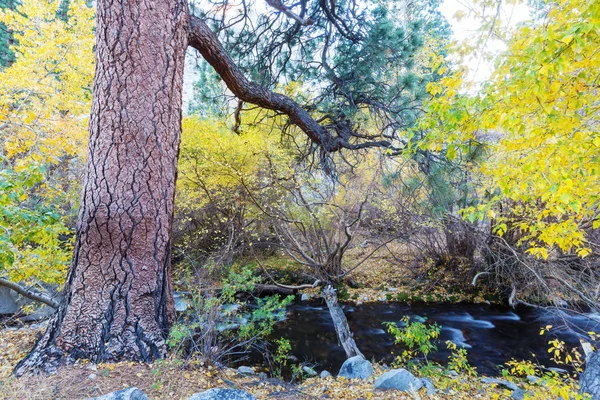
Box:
322;285;363;358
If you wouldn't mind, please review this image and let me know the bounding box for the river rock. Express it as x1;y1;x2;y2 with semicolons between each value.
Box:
338;356;374;379
480;377;519;392
375;369;423;392
301;293;310;301
237;366;255;375
320;370;332;378
90;387;149;400
421;377;436;395
0;287;19;314
188;389;256;400
580;351;600;398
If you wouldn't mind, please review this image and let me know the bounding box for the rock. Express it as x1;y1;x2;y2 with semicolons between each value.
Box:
580;351;600;398
87;364;98;371
374;369;423;392
302;366;317;376
0;287;20;314
480;377;520;392
237;366;255;375
188;388;256;400
320;370;332;378
526;375;540;385
389;288;398;292
88;373;97;380
511;389;526;400
90;387;149;400
258;372;268;380
338;356;374;379
173;291;189;312
448;370;459;378
300;293;310;301
421;377;436;395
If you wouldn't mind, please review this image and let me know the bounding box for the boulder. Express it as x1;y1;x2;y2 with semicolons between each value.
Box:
188;389;256;400
374;369;423;392
90;387;149;400
237;366;255;375
421;377;436;395
581;351;600;399
338;356;374;379
320;370;332;378
0;287;19;314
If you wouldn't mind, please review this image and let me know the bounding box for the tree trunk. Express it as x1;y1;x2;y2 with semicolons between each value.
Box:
322;285;363;359
15;0;188;375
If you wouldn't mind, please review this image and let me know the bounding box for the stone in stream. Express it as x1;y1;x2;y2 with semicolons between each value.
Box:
338;356;374;379
90;387;149;400
188;389;256;400
374;369;423;392
237;366;255;375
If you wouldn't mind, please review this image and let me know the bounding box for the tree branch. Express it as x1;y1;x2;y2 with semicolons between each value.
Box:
0;278;59;309
187;15;391;153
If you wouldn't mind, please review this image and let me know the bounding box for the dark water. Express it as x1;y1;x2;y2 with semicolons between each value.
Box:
268;300;600;376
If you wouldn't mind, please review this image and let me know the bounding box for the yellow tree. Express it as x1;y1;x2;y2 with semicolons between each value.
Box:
419;0;599;259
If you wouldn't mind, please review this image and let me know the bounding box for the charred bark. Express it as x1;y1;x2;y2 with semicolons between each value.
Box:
15;0;188;375
322;285;363;359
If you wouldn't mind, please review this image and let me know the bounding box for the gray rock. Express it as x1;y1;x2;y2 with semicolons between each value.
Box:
188;389;256;400
511;389;526;400
300;293;310;301
320;370;332;378
480;377;519;392
526;375;540;385
338;356;374;379
421;377;436;395
237;366;255;375
0;287;19;314
580;351;600;398
258;372;268;380
302;366;317;376
174;291;189;312
375;369;423;392
88;373;97;380
448;370;459;378
90;387;149;400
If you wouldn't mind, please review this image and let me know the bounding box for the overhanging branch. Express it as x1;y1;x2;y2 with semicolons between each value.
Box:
187;15;391;153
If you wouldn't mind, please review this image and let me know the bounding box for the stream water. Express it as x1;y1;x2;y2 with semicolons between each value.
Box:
265;300;600;376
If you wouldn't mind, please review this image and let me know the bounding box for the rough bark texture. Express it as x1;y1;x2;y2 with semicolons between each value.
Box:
322;285;364;359
15;0;188;375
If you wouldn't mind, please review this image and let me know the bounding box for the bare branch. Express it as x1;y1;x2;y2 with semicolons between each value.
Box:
0;278;59;309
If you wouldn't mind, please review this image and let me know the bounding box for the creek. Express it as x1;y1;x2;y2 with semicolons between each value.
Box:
262;300;600;376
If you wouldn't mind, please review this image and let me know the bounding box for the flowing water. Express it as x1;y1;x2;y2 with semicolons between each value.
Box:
266;300;600;376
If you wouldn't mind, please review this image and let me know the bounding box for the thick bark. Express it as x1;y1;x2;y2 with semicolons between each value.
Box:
581;351;600;398
322;285;363;359
15;0;188;375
